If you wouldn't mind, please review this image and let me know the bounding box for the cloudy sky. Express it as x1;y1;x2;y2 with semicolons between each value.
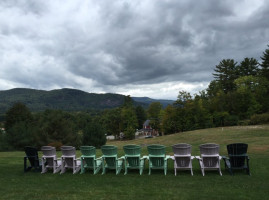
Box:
0;0;268;100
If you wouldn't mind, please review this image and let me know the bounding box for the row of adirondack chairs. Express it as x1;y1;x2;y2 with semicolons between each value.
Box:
24;143;250;175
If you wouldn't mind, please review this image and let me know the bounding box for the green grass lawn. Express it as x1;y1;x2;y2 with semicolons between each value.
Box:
0;125;269;200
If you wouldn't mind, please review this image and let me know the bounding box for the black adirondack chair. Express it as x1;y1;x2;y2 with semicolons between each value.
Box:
223;143;250;175
24;146;41;172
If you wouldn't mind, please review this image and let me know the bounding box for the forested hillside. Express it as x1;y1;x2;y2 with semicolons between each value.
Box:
0;88;127;113
0;88;173;115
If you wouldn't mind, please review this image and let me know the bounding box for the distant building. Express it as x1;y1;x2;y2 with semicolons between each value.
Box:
142;120;153;136
106;135;115;140
143;120;152;130
142;120;159;137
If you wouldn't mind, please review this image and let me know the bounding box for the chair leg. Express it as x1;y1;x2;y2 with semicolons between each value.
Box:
202;168;205;176
54;166;61;174
175;168;177;176
124;160;127;175
102;158;105;175
24;157;28;172
247;168;251;176
80;160;85;174
219;168;222;176
60;159;65;174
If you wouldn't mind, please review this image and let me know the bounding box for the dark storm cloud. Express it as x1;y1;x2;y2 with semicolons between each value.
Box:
0;0;268;98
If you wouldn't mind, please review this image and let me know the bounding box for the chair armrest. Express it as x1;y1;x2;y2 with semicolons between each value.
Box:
170;156;175;160
96;157;102;160
165;155;171;160
118;156;125;160
222;156;229;161
140;156;148;160
223;156;231;168
195;156;201;160
142;156;149;160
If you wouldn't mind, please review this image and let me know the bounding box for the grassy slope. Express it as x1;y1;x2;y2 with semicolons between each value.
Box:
0;125;269;200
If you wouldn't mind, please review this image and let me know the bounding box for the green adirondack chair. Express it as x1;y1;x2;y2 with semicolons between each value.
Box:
101;145;124;175
123;144;147;175
147;144;170;175
80;146;102;174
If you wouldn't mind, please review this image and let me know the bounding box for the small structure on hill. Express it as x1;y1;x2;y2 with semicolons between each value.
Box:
142;120;159;137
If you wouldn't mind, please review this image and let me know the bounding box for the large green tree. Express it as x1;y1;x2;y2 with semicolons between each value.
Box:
120;107;138;139
34;110;79;148
162;105;178;134
147;102;162;130
213;59;238;93
135;105;147;129
101;108;121;137
238;57;259;77
260;45;269;80
5;103;34;150
82;118;106;148
5;102;33;131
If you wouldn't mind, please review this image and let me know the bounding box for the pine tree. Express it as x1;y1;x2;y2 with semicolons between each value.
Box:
238;57;259;77
213;59;238;93
260;45;269;80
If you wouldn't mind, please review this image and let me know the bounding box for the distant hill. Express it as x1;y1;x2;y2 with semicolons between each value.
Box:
132;97;174;108
0;88;174;114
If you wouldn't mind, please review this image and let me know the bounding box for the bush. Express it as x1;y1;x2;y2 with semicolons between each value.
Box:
250;113;269;125
124;126;136;139
224;115;239;126
47;141;63;151
238;120;251;126
0;132;10;151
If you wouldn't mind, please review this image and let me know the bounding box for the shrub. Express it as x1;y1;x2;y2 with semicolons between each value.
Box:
224;115;239;126
124;126;136;140
47;141;63;151
250;113;269;125
238;120;251;126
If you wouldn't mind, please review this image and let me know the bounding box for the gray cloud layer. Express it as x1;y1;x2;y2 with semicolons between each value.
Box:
0;0;268;99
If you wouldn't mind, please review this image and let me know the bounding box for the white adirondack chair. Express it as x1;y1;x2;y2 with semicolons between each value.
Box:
171;143;194;176
41;146;61;174
196;143;222;176
60;146;81;174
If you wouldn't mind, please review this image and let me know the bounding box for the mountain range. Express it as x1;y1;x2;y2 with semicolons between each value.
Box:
0;88;174;114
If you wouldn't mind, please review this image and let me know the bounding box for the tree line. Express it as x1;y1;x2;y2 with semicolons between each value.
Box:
0;95;149;150
162;45;269;134
1;45;269;150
